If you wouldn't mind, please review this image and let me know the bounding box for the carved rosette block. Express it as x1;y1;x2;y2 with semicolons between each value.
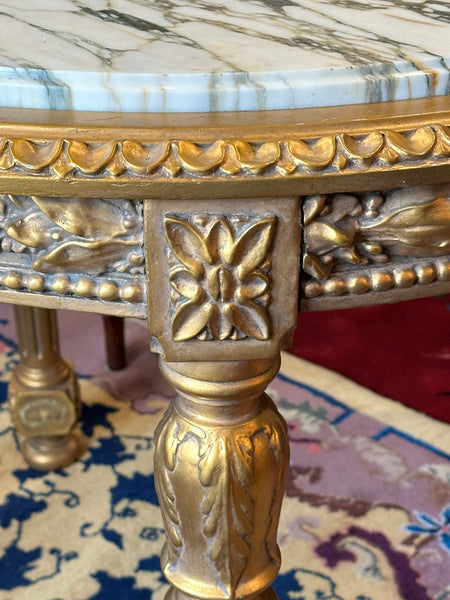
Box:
145;197;300;362
155;358;289;600
146;197;300;600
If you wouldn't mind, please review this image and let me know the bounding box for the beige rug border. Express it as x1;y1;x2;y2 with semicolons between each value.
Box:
280;351;450;455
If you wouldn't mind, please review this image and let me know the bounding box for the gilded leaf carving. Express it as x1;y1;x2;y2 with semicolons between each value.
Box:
165;215;276;342
154;409;183;559
31;239;139;273
339;131;384;159
233;218;276;279
121;140;170;173
302;185;450;297
164;216;211;277
153;396;288;599
10;139;63;171
67;141;117;174
199;434;253;595
288;136;335;169
363;197;450;255
172;301;213;342
6;210;57;249
385;127;435;157
177;140;226;172
234;140;280;173
0;195;144;276
230;302;270;341
30;196;134;239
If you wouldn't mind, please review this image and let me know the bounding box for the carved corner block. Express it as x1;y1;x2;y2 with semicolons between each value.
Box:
145;198;300;361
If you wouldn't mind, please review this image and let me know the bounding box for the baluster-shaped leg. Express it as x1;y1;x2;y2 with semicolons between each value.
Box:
8;306;81;470
155;357;288;600
146;196;301;600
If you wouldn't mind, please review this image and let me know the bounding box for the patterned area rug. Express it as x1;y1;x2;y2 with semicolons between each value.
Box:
0;310;449;600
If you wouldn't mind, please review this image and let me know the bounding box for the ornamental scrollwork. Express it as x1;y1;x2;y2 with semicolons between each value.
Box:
164;215;276;342
0;195;144;276
0;124;448;179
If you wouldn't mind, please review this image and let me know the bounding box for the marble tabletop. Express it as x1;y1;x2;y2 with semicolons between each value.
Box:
1;1;449;113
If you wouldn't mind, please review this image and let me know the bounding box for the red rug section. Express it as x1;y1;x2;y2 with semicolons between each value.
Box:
290;295;450;423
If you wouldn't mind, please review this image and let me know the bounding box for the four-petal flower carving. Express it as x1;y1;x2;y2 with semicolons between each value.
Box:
164;215;276;342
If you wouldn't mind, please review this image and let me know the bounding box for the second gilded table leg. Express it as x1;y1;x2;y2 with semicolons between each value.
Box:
8;306;81;470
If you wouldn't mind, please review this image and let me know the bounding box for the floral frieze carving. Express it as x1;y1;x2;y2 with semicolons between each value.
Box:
0;194;145;308
164;215;277;342
0;195;144;276
302;185;450;299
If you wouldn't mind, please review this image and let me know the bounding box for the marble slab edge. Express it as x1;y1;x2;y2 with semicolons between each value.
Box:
1;56;449;114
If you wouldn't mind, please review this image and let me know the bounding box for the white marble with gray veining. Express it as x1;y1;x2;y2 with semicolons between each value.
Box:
0;0;449;112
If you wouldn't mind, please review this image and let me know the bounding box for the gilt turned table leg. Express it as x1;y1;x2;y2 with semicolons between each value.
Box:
145;196;301;599
8;306;81;470
155;357;288;600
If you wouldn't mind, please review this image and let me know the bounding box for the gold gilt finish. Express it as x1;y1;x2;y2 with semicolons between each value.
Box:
165;214;276;342
0;97;448;600
0;98;448;199
302;184;450;310
0;195;144;275
155;357;288;600
148;196;301;600
0;194;145;310
8;306;81;470
0;123;448;180
146;197;300;362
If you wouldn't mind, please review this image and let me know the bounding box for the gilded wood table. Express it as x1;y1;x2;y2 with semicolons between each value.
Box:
2;3;450;599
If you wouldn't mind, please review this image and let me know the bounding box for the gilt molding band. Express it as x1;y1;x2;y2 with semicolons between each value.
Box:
0;267;144;304
0;124;448;184
303;258;450;305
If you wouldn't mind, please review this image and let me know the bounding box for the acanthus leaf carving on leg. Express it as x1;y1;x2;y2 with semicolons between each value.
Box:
198;430;254;596
154;406;183;561
154;385;289;600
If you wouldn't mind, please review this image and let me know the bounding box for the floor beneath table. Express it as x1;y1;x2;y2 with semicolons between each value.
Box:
291;295;450;424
